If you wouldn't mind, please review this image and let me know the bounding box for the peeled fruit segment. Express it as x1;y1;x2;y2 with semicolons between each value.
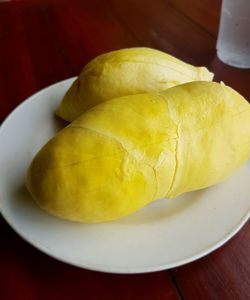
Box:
56;47;214;122
27;81;250;223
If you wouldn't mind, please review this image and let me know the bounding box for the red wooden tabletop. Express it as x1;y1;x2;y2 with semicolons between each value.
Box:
0;0;250;299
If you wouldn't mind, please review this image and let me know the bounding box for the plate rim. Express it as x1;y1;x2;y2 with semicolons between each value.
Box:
1;202;249;274
0;78;249;274
0;77;76;130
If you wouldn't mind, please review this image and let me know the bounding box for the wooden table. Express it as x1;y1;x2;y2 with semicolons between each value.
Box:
1;0;249;299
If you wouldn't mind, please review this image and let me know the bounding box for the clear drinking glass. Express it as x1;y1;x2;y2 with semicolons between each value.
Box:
216;0;250;68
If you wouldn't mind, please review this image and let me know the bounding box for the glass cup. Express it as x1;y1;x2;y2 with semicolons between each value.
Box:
216;0;250;68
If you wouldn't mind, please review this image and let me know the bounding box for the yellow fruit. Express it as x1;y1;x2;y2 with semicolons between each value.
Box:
27;81;250;223
56;47;214;122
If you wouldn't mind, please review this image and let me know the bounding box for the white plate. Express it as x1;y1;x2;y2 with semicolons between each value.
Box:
0;78;250;274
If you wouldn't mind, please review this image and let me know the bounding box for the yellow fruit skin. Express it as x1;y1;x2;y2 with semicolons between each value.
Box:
27;82;250;223
56;47;214;122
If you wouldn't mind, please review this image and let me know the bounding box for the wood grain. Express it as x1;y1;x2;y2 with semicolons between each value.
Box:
109;0;216;65
166;0;221;37
0;0;249;299
170;221;250;300
1;218;180;300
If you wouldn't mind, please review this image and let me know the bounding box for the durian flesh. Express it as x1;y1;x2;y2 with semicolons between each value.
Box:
56;47;214;122
27;81;250;223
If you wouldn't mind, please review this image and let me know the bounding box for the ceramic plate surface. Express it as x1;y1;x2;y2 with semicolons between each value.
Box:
0;78;249;273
